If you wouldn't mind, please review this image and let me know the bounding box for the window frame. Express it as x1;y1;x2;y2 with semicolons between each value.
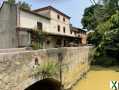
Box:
57;25;60;32
37;22;43;30
57;14;60;20
63;17;65;22
63;27;66;33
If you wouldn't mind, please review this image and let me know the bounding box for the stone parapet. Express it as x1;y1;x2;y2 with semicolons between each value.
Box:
0;46;93;90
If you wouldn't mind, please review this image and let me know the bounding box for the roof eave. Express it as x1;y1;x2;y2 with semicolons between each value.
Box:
20;8;51;20
33;6;71;19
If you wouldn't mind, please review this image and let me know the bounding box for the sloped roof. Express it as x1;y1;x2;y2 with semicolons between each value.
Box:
71;26;87;32
20;8;50;20
0;1;50;20
33;6;71;19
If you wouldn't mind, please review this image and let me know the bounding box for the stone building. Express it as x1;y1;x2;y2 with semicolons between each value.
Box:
70;26;87;45
0;1;87;49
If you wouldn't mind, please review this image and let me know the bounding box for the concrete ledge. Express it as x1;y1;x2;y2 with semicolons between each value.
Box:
0;48;26;53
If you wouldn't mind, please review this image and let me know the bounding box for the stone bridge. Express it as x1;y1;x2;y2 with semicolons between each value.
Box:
0;46;92;90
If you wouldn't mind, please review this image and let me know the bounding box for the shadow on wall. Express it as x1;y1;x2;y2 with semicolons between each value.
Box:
24;78;63;90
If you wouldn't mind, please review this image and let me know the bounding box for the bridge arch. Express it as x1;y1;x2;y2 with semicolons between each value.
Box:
25;78;63;90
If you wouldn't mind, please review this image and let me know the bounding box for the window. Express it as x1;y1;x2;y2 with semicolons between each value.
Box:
57;14;60;19
63;17;65;22
63;27;66;33
70;31;72;34
57;25;60;32
37;22;42;30
74;32;76;35
46;40;50;45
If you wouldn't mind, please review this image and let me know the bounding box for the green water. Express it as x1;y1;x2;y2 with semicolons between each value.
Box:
72;66;119;90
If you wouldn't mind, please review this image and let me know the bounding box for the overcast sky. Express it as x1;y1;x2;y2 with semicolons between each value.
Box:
0;0;95;28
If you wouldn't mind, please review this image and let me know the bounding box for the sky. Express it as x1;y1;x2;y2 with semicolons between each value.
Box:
0;0;94;28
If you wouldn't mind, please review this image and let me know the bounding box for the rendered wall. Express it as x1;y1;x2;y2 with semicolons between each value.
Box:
19;10;50;32
0;2;18;49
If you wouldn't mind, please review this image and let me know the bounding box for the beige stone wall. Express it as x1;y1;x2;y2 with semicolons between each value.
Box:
0;48;26;53
34;8;78;37
35;9;50;18
62;47;90;89
0;46;92;90
43;36;57;48
81;35;87;45
49;10;72;36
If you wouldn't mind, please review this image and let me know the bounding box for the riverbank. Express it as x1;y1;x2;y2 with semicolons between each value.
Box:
72;66;119;90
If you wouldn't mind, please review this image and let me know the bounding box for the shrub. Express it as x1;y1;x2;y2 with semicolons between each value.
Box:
92;56;117;67
33;61;59;79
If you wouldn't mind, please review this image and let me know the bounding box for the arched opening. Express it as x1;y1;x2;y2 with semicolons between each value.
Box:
25;78;63;90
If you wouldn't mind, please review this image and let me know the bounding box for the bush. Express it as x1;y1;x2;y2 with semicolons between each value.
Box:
33;61;59;79
32;42;43;50
31;30;45;50
92;56;117;67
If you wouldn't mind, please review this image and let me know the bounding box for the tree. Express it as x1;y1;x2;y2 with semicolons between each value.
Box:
87;31;102;46
7;0;31;10
31;30;46;50
96;0;119;22
7;0;15;5
96;11;119;56
18;1;31;10
82;0;119;31
83;0;119;66
81;4;102;31
93;11;119;66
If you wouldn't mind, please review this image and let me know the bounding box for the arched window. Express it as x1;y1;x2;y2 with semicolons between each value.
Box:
57;14;60;19
63;17;65;22
63;27;65;33
37;22;42;30
70;31;72;34
57;25;60;32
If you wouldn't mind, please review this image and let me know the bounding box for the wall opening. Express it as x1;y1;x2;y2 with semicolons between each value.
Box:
25;78;63;90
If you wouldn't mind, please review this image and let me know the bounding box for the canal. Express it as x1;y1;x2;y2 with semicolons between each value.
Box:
72;66;119;90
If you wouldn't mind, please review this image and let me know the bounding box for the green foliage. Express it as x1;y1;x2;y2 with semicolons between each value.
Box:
83;0;119;66
33;61;59;79
32;42;43;50
81;5;101;31
87;31;102;46
93;11;119;66
7;0;31;10
82;0;119;31
92;56;117;67
7;0;15;5
31;30;46;50
18;1;31;10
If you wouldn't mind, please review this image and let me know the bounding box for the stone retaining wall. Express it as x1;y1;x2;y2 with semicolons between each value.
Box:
0;46;92;90
0;48;26;53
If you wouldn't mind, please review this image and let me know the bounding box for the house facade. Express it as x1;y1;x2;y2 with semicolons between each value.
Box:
0;2;87;49
70;26;87;45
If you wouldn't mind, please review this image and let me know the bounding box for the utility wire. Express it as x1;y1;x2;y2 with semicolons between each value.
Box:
90;0;97;5
90;0;95;5
92;0;96;4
